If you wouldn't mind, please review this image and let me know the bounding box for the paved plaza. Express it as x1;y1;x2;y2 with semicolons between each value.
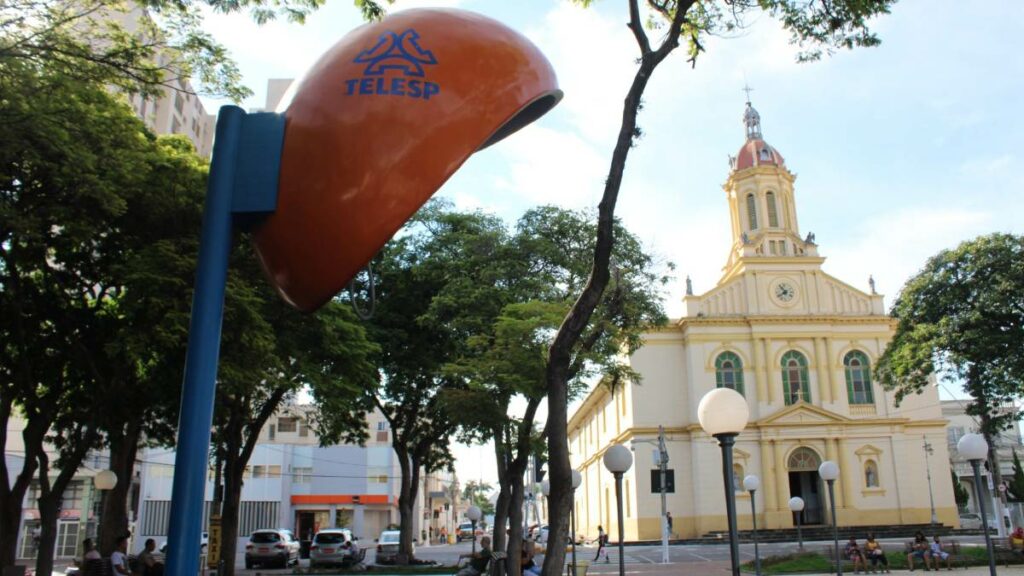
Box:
227;537;1024;575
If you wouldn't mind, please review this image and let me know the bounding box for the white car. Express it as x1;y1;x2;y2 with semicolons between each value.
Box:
375;530;413;564
245;529;300;569
959;512;997;531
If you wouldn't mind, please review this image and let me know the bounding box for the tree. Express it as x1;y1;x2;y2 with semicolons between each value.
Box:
0;0;335;100
354;202;513;564
877;233;1024;507
442;205;669;574
210;253;379;576
1007;452;1024;503
952;470;970;512
0;57;163;571
461;481;495;516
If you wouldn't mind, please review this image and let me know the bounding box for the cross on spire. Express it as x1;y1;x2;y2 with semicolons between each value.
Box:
742;83;754;104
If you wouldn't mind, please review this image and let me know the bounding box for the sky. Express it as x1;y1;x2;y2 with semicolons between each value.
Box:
200;0;1024;489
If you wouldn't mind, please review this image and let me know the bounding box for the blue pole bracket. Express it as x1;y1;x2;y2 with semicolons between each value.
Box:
164;105;284;576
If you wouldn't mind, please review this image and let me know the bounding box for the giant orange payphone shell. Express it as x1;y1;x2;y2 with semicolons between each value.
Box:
252;8;562;312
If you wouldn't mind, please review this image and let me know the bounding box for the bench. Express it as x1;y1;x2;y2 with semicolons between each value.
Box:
903;539;966;570
820;546;861;573
989;537;1024;567
454;550;507;576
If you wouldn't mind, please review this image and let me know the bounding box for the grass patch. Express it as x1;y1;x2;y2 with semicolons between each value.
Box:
744;545;1024;574
295;565;457;574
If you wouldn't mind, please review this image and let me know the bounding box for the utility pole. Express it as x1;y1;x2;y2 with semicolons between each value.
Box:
658;425;669;565
923;437;937;525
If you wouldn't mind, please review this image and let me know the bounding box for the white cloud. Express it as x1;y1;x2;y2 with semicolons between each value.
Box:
825;208;993;304
960;154;1014;177
492;125;607;208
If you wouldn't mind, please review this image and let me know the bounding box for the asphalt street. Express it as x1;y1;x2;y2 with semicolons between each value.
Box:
230;535;1012;574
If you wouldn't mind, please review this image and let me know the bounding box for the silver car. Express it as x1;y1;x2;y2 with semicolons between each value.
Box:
244;529;300;569
375;530;409;564
310;529;357;568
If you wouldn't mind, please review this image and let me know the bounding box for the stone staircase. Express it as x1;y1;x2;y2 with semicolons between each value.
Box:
696;523;963;544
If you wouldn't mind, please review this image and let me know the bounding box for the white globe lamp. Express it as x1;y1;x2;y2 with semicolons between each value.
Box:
94;470;117;490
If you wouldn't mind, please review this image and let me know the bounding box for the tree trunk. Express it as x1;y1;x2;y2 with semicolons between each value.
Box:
539;1;691;570
35;490;59;576
506;478;525;576
395;447;419;565
0;400;44;569
219;464;243;576
98;423;141;555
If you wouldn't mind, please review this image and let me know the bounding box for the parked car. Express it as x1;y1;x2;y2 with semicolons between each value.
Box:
310;528;357;568
534;525;550;544
457;521;476;542
245;529;300;569
375;530;411;564
959;512;997;531
159;532;208;554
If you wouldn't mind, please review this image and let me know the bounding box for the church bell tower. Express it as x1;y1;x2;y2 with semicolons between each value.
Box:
722;99;817;274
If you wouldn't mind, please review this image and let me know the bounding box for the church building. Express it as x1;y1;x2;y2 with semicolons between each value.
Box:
568;101;958;540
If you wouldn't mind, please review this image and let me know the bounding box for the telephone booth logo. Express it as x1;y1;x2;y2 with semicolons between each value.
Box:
345;29;441;100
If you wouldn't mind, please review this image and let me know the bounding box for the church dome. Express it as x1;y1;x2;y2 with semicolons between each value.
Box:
734;138;785;170
732;100;785;171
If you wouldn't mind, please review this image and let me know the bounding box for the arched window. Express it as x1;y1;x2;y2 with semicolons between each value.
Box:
732;464;744;492
864;460;879;488
766;192;779;227
715;352;745;395
845;351;874;405
787;447;821;471
781;351;810;405
746;193;758;230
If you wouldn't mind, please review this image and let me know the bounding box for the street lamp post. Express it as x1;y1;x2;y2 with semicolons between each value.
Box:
571;470;582;576
466;506;482;556
819;461;841;576
697;388;750;576
603;445;633;576
788;497;805;550
958;433;997;576
744;475;762;576
923;436;938;525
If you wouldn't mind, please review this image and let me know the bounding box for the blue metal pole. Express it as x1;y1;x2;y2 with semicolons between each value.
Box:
165;105;245;576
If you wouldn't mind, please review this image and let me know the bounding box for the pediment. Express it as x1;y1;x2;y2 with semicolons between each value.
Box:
754;402;850;427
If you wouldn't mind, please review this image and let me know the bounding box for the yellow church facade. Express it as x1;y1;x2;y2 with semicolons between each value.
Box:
568;102;958;540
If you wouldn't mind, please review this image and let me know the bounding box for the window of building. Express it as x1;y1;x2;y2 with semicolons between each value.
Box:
299;419;310;437
766;192;779;227
278;417;297;432
268;424;275;441
844;351;874;404
715;351;745;395
778;241;787;255
947;426;965;445
174;92;185;114
732;464;744;492
171;117;181;134
252;465;265;479
746;193;758;230
759;147;771;161
781;351;810;405
377;421;387;431
864;460;879;488
292;467;312;483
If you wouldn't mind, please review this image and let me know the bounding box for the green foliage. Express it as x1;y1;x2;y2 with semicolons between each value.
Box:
952;469;970;510
876;233;1024;435
461;481;495;516
1008;452;1024;503
0;0;344;101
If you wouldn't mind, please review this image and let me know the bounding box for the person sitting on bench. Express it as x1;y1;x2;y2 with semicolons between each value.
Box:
457;536;492;576
929;536;952;570
907;531;932;571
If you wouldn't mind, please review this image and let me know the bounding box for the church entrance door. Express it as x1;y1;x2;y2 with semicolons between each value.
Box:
787;447;825;525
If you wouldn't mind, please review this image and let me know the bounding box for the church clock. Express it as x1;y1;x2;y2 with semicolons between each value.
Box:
773;281;796;303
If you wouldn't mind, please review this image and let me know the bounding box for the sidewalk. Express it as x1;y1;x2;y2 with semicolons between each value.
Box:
582;564;1024;575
